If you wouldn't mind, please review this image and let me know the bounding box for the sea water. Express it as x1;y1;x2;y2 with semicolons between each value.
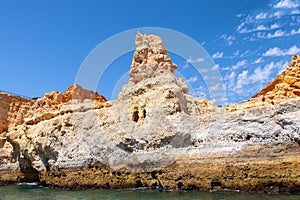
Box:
0;185;299;200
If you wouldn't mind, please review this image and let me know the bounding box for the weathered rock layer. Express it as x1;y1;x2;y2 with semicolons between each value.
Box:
0;33;300;194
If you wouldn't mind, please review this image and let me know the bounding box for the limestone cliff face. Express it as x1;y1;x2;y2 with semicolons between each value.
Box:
113;33;196;143
0;85;108;134
0;33;300;194
0;93;33;133
227;55;300;112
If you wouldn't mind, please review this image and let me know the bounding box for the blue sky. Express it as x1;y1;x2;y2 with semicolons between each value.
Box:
0;0;299;104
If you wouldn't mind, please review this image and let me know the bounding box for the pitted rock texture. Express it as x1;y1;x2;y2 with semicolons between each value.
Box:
44;84;107;104
0;93;33;133
0;33;300;194
227;55;300;112
130;33;176;82
0;85;108;134
129;32;188;94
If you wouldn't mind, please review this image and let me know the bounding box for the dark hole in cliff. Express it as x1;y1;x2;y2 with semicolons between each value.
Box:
132;110;139;122
64;121;73;127
177;182;183;189
176;104;181;113
6;137;40;182
151;171;158;179
143;109;146;119
245;135;252;140
135;179;143;188
151;182;159;189
19;149;40;182
211;179;223;190
116;138;139;153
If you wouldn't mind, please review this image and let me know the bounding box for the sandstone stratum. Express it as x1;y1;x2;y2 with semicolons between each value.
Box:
0;33;300;194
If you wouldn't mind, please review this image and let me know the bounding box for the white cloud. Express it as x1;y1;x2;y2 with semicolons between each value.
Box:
288;45;300;54
253;57;264;64
291;28;300;35
236;15;253;33
290;15;300;26
210;84;221;91
263;47;283;56
249;63;275;83
238;24;281;35
221;67;231;71
193;86;209;98
232;60;247;69
277;61;289;73
291;9;300;14
212;64;220;71
212;52;224;59
223;71;236;91
224;71;236;81
186;76;198;83
256;12;268;19
240;50;250;57
266;29;286;38
249;61;289;83
273;0;299;8
187;57;205;63
220;34;236;45
236;70;249;92
256;25;269;31
233;60;289;95
270;23;280;29
234;50;240;56
263;45;300;56
182;64;189;69
271;11;284;19
254;29;287;40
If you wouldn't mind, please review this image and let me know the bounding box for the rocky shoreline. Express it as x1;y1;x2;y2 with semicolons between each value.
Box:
0;33;300;194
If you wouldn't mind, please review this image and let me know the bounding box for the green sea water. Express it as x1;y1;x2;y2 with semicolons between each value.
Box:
0;185;299;200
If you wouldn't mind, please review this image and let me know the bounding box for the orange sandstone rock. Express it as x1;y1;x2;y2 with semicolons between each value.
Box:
0;85;108;134
44;84;107;104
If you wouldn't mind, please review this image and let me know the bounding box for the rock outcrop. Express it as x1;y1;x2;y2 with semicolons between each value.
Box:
227;55;300;112
0;33;300;194
0;93;34;133
0;85;108;134
44;84;107;105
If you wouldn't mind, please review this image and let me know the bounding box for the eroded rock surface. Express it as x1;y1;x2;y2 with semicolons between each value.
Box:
0;85;108;133
0;33;300;194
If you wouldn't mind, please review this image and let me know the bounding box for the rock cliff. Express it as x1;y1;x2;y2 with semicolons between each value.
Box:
0;85;108;132
0;93;33;134
0;33;300;194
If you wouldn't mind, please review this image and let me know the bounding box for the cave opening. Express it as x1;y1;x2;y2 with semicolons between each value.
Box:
132;110;139;122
